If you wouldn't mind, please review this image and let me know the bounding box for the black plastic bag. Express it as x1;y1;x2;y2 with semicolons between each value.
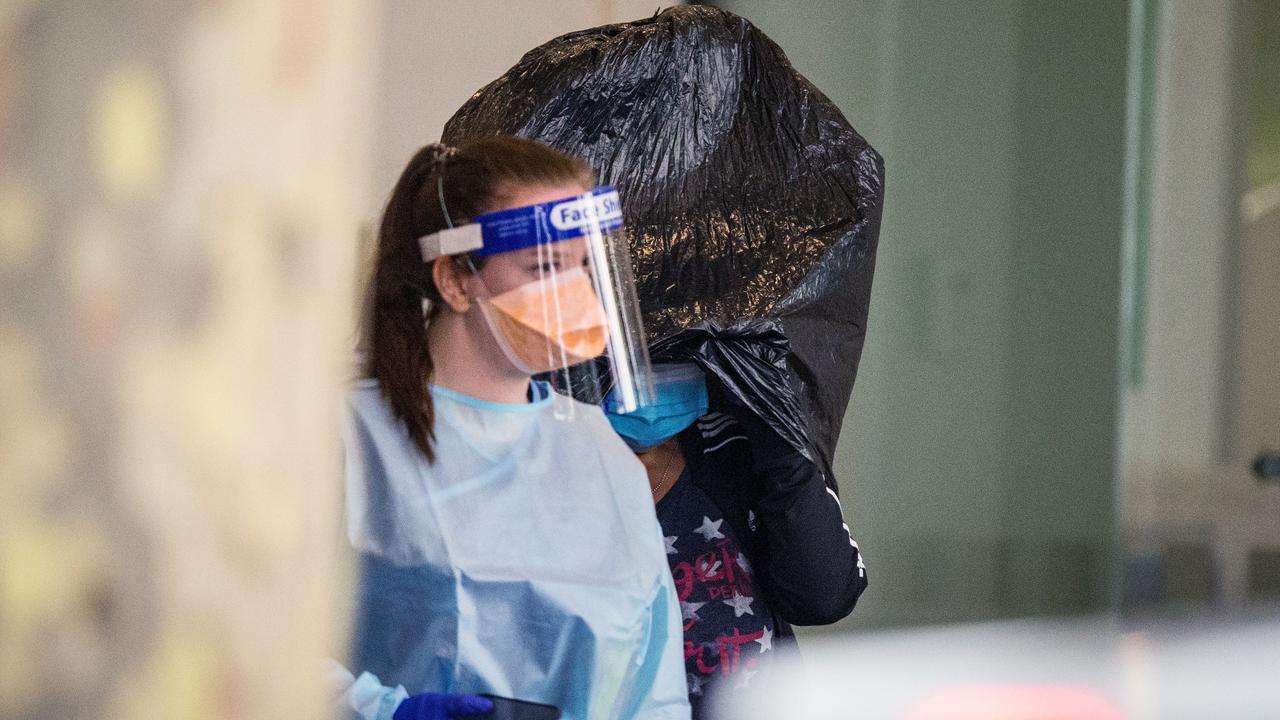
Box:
444;5;884;487
648;319;810;460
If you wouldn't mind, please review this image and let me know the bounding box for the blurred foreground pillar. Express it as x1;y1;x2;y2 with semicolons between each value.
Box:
0;2;376;718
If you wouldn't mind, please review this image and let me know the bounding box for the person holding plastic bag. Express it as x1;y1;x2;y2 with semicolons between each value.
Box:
335;136;690;720
603;355;867;718
438;6;881;716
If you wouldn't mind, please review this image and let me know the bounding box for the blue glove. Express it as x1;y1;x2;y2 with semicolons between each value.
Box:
393;693;493;720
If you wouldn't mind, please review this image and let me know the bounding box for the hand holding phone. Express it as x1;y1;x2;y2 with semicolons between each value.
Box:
477;694;561;720
393;693;494;720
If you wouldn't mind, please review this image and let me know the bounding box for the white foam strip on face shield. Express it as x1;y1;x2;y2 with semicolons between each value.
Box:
418;224;484;261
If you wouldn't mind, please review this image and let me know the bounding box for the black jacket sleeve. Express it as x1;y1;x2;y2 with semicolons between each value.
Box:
680;409;867;627
738;409;867;625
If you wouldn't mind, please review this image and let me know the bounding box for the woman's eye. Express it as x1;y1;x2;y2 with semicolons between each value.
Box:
530;262;559;273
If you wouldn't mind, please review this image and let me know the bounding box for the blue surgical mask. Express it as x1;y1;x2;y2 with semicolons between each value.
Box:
604;363;709;453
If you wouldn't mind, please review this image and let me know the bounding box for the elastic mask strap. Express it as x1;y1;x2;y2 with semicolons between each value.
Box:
437;175;455;229
422;173;460;323
461;254;498;308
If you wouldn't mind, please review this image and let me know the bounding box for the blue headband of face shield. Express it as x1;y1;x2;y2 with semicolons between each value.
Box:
417;185;623;261
604;363;709;453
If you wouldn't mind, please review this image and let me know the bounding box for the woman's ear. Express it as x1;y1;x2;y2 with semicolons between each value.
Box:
432;256;472;313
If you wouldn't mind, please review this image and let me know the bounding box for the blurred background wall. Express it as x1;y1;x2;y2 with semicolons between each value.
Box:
2;0;1277;717
0;2;376;718
368;1;666;212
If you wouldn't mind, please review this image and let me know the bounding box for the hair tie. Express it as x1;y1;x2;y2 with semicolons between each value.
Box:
424;142;456;169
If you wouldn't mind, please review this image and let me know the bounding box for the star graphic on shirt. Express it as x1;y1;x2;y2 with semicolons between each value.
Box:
734;667;759;689
681;601;706;623
756;626;773;653
722;592;755;618
687;673;707;696
694;516;725;542
664;535;678;555
736;552;752;573
747;509;757;530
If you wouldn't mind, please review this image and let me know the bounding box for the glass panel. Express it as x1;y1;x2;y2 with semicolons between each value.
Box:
1118;0;1280;612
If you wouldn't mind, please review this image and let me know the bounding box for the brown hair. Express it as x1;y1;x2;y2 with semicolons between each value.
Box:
365;135;594;462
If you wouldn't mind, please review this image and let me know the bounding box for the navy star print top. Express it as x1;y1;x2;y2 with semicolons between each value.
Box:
656;467;776;717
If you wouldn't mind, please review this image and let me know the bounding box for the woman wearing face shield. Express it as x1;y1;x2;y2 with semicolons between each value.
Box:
334;137;690;720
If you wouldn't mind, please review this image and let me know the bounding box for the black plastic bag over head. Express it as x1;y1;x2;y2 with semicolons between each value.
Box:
444;5;884;485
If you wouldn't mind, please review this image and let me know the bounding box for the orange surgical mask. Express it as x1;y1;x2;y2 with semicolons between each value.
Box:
477;266;609;374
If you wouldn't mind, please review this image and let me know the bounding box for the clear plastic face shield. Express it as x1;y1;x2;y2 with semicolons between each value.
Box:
419;182;654;418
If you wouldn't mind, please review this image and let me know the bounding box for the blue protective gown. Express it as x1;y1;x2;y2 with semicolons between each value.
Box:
337;380;690;720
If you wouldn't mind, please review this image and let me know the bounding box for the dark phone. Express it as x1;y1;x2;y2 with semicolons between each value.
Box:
477;694;561;720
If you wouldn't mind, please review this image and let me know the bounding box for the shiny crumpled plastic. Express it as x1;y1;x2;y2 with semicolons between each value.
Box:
443;5;884;484
648;318;809;456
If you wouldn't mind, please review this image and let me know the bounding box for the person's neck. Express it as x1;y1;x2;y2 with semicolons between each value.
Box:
637;438;685;504
426;311;531;405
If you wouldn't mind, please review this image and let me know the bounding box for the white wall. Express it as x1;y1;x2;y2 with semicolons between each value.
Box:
370;1;666;212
